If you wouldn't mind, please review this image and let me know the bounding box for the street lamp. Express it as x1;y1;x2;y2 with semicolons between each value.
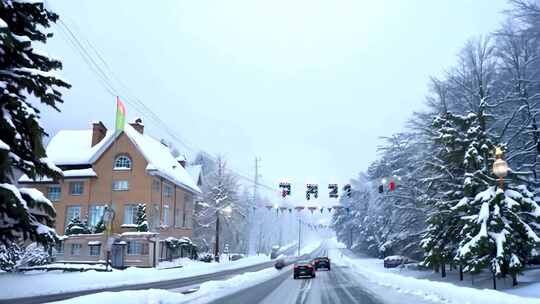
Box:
102;206;115;271
492;147;510;190
214;206;233;263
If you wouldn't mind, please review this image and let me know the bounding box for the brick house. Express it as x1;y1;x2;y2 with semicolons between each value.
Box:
18;119;201;267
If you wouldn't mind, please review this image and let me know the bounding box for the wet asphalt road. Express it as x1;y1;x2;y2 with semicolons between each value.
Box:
207;248;382;304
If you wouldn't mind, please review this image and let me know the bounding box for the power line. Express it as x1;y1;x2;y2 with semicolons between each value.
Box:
55;17;279;196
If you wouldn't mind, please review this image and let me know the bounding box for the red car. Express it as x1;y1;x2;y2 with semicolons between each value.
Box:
293;260;316;279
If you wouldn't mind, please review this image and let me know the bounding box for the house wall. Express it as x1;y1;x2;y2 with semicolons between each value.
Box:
90;132;153;234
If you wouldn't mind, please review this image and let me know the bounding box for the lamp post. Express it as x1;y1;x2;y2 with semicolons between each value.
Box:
102;206;115;271
214;205;232;263
491;147;510;289
492;147;509;190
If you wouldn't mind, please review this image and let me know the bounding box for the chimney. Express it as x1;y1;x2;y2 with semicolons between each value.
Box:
129;118;144;134
91;121;107;147
176;155;187;168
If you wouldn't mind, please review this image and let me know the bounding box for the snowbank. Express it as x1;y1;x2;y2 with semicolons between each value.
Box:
0;255;269;300
50;264;285;304
326;238;539;304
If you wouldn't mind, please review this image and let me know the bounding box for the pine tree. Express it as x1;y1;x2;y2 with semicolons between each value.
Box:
455;184;540;281
0;1;70;248
65;217;90;235
136;203;148;232
0;243;22;271
421;112;471;275
93;218;106;234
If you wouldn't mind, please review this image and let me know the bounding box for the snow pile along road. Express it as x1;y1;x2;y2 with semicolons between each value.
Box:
49;265;285;304
332;251;540;304
0;255;269;300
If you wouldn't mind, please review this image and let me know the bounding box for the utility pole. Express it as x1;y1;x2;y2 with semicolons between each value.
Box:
297;218;301;256
252;157;261;255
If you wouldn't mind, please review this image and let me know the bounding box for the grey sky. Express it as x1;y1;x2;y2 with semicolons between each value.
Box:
41;0;508;204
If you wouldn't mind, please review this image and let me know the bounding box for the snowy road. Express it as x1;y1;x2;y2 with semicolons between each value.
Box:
206;247;382;304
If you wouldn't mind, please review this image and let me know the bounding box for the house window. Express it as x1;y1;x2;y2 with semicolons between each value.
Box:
112;180;129;191
89;244;101;256
152;179;160;192
163;185;173;198
70;243;82;256
66;206;81;224
123;204;138;225
69;182;84;195
88;205;104;227
114;155;132;170
55;241;64;255
162;205;169;226
47;185;61;202
127;241;149;255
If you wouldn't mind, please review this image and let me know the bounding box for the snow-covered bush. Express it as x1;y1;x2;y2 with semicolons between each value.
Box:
0;244;22;272
16;243;50;268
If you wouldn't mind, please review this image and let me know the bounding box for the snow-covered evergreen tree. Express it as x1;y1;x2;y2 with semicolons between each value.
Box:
455;185;540;280
16;242;49;267
65;217;90;235
136;203;149;232
0;243;22;271
0;0;70;248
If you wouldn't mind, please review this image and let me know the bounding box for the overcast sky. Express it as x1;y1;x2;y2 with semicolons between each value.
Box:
40;0;509;205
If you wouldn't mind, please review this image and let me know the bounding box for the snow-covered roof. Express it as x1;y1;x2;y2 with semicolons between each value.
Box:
186;165;202;184
46;129;114;165
88;241;101;245
122;125;200;194
22;123;200;194
19;168;97;183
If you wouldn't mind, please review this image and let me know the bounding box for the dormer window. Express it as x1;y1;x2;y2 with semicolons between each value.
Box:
114;155;132;170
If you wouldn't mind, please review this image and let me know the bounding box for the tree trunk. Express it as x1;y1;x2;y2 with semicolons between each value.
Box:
512;273;518;286
441;262;446;278
459;264;463;281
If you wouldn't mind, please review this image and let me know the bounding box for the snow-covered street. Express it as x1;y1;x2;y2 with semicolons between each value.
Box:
37;238;540;304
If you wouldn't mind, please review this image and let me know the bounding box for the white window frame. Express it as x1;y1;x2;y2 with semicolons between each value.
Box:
69;182;84;196
163;184;173;198
66;206;81;225
89;244;101;256
123;204;138;225
71;243;82;256
88;205;104;227
162;205;169;226
47;185;61;202
114;155;132;170
112;180;129;191
127;241;149;255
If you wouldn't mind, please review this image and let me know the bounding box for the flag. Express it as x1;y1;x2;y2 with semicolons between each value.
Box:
115;96;126;131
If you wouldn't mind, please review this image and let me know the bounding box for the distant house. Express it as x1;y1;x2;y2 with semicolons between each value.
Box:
18;119;201;267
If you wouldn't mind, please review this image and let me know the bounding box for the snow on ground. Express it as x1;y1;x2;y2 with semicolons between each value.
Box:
0;255;269;300
299;240;322;255
49;266;284;304
326;237;540;304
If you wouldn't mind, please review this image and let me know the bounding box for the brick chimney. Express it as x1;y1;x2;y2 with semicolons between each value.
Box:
129;118;144;134
91;121;107;147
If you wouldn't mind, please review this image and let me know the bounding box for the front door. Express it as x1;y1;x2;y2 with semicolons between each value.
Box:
111;243;125;268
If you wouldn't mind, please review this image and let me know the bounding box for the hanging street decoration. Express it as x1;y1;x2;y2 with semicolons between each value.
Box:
308;206;318;213
328;184;338;198
279;182;291;198
306;184;319;200
327;207;332;212
343;184;352;198
295;206;305;211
